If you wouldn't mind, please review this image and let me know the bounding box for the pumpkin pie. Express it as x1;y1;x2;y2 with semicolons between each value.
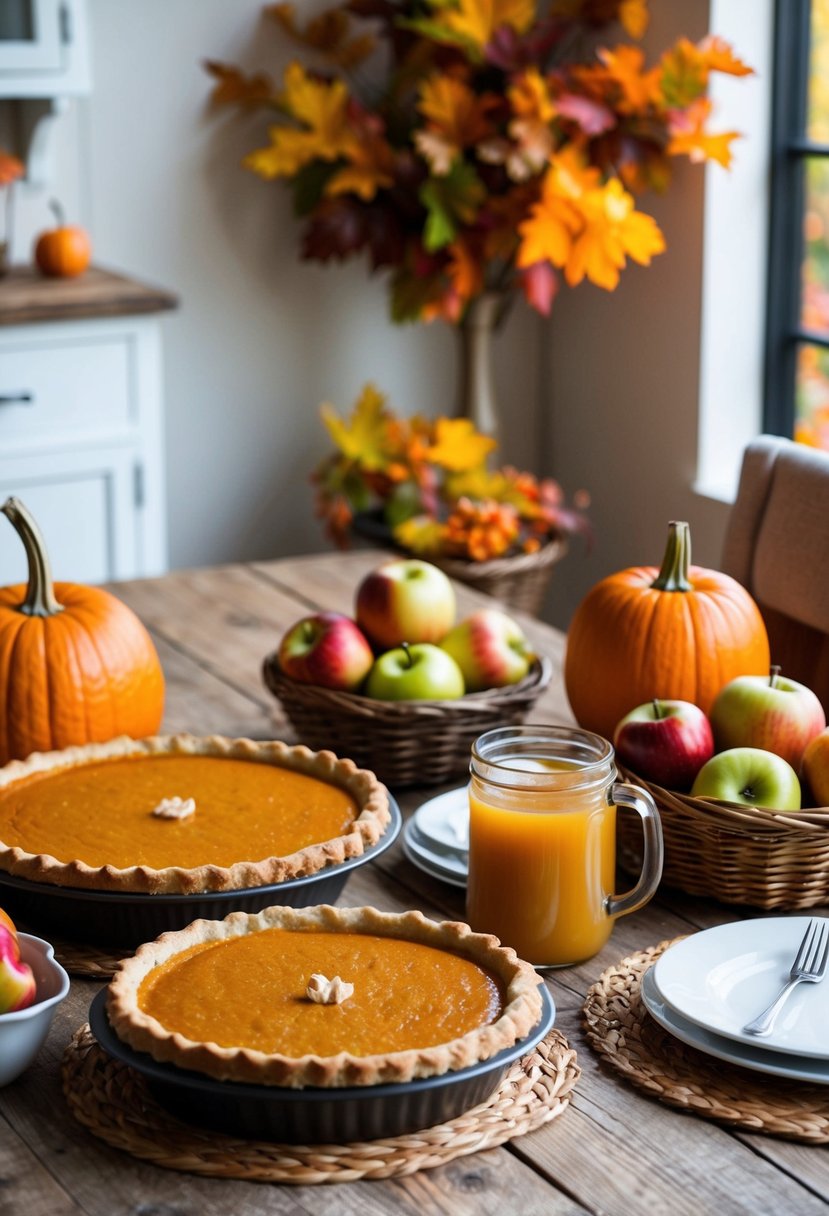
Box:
0;735;390;894
106;904;544;1087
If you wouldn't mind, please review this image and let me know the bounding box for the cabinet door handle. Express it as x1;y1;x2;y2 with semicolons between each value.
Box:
0;393;34;406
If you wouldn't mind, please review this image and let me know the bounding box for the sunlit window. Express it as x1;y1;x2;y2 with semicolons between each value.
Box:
766;0;829;450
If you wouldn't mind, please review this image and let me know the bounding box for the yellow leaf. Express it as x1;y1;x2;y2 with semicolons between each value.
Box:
320;384;392;470
244;63;354;179
433;0;536;52
393;515;446;556
427;418;497;472
619;0;649;40
418;76;496;157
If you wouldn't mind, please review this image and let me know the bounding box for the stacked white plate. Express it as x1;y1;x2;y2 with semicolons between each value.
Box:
402;788;469;888
643;917;829;1084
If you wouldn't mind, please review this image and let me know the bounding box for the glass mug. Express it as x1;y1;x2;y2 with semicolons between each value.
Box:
466;725;664;968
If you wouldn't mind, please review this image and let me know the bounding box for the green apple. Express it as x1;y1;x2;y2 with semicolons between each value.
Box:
365;642;465;701
690;747;801;810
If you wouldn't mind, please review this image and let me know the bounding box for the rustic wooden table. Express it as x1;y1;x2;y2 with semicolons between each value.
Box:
2;551;828;1216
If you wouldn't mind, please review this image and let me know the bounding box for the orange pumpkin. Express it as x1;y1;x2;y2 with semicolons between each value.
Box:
34;199;92;279
0;498;165;765
564;521;770;740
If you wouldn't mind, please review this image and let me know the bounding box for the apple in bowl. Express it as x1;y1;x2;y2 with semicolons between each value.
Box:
802;728;829;806
278;612;374;691
613;699;714;791
365;642;465;701
709;667;826;771
355;559;456;650
690;747;801;810
440;609;534;692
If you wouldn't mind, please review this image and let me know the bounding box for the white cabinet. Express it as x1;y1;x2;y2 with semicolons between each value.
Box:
0;0;90;96
0;267;176;586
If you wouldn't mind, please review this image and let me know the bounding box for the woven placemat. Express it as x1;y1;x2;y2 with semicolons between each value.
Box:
62;1024;579;1183
45;937;125;978
583;938;829;1144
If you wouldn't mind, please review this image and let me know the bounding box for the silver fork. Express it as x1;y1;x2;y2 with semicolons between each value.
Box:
744;919;829;1037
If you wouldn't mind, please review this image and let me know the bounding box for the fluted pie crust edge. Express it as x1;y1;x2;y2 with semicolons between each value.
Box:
0;735;390;894
106;904;544;1088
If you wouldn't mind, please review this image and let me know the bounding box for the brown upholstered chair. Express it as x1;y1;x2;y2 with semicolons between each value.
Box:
721;434;829;714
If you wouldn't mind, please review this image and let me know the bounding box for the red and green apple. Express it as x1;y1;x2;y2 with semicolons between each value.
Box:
278;612;374;691
709;667;826;770
355;559;456;650
440;609;534;692
802;727;829;806
0;924;36;1014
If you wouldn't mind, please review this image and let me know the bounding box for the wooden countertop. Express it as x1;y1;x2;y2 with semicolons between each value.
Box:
0;265;178;326
3;550;828;1215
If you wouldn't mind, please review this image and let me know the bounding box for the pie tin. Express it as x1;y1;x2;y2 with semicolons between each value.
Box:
88;983;555;1143
0;798;401;949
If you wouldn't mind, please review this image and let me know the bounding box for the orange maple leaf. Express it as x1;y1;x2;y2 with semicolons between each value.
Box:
416;76;497;169
516;149;598;270
564;177;665;289
596;45;663;113
205;61;277;108
447;239;486;302
667;97;740;167
698;35;754;78
0;150;24;187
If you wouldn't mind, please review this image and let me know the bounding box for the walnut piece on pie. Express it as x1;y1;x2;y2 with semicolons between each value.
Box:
306;973;354;1004
106;904;544;1089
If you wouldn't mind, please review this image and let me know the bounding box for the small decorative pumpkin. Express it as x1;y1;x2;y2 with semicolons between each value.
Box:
564;521;770;740
0;498;164;765
33;199;92;278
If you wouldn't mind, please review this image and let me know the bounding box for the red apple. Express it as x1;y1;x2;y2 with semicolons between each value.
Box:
440;609;534;692
613;699;715;791
277;612;374;691
355;558;456;650
802;728;829;806
365;642;465;701
0;924;36;1014
709;667;826;771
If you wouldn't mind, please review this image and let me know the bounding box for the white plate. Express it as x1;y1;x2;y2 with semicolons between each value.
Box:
412;787;469;853
651;917;829;1059
402;820;467;888
641;968;829;1085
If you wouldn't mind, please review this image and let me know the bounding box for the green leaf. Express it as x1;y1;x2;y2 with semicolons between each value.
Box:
292;160;340;217
419;160;485;252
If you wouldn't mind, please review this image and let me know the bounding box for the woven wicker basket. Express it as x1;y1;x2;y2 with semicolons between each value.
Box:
350;512;567;617
262;654;553;787
616;764;829;910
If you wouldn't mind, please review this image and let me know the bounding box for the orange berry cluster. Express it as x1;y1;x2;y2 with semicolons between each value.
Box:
442;498;520;561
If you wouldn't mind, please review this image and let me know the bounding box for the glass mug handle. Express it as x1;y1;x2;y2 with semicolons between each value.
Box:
605;782;664;919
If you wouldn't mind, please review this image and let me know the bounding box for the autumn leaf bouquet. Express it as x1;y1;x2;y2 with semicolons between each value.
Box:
207;0;751;322
312;383;590;562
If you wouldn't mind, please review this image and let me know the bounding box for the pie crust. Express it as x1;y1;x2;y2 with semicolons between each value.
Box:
0;735;390;895
106;904;544;1087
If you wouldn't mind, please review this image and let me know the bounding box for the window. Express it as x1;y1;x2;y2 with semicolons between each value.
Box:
765;0;829;450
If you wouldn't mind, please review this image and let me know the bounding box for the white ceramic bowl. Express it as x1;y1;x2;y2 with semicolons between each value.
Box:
0;932;70;1086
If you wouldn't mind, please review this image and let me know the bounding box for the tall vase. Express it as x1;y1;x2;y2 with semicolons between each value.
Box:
455;291;509;441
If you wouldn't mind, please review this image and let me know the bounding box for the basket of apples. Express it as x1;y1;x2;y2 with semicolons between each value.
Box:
612;669;829;910
262;558;552;787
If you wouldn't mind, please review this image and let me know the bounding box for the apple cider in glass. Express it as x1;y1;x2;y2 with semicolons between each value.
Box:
466;727;664;967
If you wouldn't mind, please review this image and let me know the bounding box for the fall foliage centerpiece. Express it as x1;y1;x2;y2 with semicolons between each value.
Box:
312;382;590;612
207;1;751;411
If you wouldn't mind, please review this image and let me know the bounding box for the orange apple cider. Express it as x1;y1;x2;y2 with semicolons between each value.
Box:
466;728;663;968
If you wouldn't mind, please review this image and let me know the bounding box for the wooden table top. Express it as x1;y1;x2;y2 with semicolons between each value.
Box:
3;550;828;1216
0;265;178;326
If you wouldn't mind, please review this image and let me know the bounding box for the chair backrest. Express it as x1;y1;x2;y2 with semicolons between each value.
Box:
721;434;829;714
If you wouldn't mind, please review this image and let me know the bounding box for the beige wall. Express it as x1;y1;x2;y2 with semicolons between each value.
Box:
7;0;740;627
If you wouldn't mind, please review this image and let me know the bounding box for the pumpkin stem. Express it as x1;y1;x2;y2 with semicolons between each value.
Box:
651;521;693;593
0;497;63;617
48;198;65;228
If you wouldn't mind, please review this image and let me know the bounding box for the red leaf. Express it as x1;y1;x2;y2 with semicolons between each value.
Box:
555;92;616;136
520;261;559;315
